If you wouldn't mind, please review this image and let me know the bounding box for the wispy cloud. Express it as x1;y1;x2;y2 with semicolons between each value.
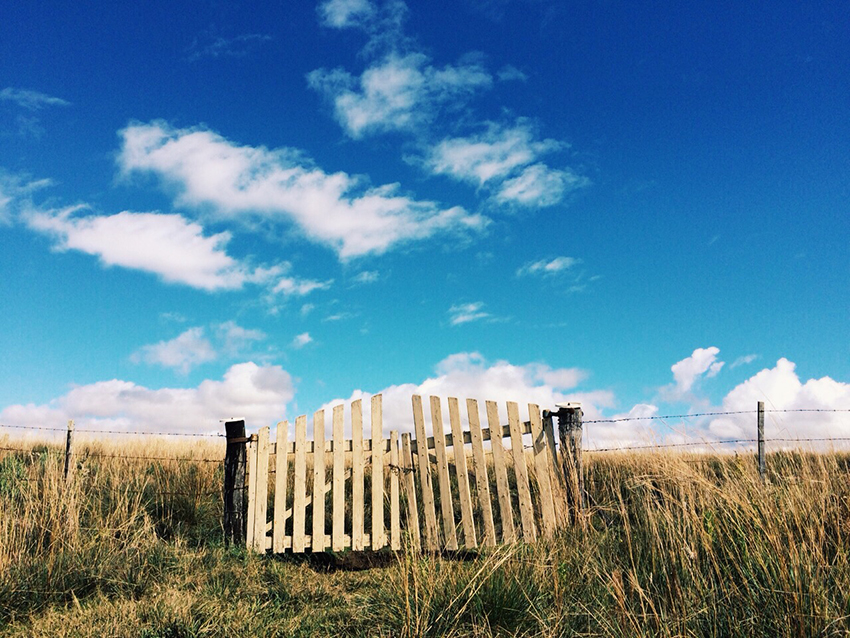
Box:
308;52;492;139
730;354;758;369
25;206;275;291
187;33;272;62
661;346;725;401
271;276;333;297
517;256;580;277
351;270;379;284
0;87;70;110
292;332;313;349
119;121;487;259
131;327;217;374
448;301;491;326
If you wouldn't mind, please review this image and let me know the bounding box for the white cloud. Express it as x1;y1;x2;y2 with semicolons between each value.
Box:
321;352;602;437
662;346;725;400
215;321;266;356
319;0;375;28
0;87;70;110
708;358;850;440
497;65;527;82
448;301;491;325
425;122;562;187
26;207;271;291
730;354;758;369
119;121;487;259
0;362;295;434
131;327;217;374
271;276;333;297
300;303;316;317
517;256;580;277
0;172;53;224
351;270;379;284
308;52;492;139
495;163;588;207
292;332;313;348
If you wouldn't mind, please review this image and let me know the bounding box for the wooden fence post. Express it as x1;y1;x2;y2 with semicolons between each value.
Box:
223;419;248;546
556;403;584;522
63;419;75;483
757;401;765;481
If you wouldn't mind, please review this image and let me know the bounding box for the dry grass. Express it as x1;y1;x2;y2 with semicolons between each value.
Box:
2;436;850;637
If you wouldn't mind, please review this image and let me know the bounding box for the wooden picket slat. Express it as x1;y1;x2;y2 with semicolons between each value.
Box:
542;409;567;527
507;402;536;542
352;399;365;551
412;395;439;551
430;396;458;550
448;397;476;548
293;415;308;553
246;435;257;551
466;399;496;547
273;421;289;553
390;430;401;550
253;426;270;552
312;410;326;551
371;394;385;550
332;405;346;551
401;433;421;550
486;400;515;543
529;404;556;536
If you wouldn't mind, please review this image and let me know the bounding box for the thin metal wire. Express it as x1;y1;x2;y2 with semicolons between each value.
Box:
0;422;224;437
584;408;850;424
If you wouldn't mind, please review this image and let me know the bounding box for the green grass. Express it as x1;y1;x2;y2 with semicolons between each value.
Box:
3;438;850;637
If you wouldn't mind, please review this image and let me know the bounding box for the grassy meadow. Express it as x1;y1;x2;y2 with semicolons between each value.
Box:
2;435;850;637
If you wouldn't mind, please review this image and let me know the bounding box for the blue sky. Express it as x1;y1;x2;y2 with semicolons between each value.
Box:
1;0;847;443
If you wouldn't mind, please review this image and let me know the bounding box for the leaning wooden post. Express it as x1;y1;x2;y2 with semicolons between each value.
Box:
556;403;584;522
757;401;766;481
63;419;75;482
223;419;248;546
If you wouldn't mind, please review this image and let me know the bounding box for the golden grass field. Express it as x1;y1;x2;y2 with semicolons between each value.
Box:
2;434;850;637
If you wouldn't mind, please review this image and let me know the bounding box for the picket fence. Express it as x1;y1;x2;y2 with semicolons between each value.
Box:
241;394;569;553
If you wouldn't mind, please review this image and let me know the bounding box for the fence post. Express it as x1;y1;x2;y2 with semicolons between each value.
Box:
556;403;584;522
757;401;765;481
223;419;248;546
63;419;75;482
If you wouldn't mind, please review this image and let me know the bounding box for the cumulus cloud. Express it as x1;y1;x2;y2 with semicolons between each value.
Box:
0;362;295;434
0;87;70;110
119;121;487;259
215;321;266;356
661;347;725;400
131;327;217;374
308;52;492;139
517;256;580;277
708;358;850;440
319;352;602;437
448;302;491;325
26;206;273;290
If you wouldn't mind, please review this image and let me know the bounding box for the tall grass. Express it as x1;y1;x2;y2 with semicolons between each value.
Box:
2;437;850;637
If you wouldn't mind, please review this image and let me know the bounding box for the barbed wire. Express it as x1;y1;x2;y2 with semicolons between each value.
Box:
583;408;850;424
0;445;222;463
0;422;224;437
586;436;850;453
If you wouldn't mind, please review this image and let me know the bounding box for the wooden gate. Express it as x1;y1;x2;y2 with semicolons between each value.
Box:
244;394;566;553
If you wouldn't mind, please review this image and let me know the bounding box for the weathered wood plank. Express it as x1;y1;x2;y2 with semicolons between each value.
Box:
529;404;556;536
293;415;308;553
507;402;536;542
332;404;346;551
412;395;439;551
223;420;247;547
401;433;421;551
246;435;257;552
486;400;515;543
389;430;401;550
466;399;496;547
312;410;326;551
542;410;567;528
253;426;270;552
371;394;385;550
448;397;476;548
273;421;289;553
431;396;458;550
351;399;365;551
